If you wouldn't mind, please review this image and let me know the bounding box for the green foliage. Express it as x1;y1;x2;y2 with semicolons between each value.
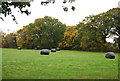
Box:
0;0;32;22
1;33;17;48
106;8;120;50
1;2;31;17
58;8;119;52
75;8;120;51
16;27;32;48
0;30;5;48
60;26;79;49
16;16;66;49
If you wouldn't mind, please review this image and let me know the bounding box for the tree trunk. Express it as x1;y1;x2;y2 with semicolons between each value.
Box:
102;36;107;43
118;37;120;52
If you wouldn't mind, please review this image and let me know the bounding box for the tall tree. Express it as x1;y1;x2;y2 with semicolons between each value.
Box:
76;22;105;51
31;16;66;48
76;8;120;51
0;30;6;48
16;16;66;49
2;33;17;48
107;8;120;50
16;25;32;48
6;33;17;48
61;26;79;49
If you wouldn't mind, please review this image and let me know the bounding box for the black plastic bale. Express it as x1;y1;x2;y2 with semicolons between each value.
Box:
41;49;49;55
56;48;60;51
18;47;22;50
51;49;56;52
34;48;38;50
105;52;115;59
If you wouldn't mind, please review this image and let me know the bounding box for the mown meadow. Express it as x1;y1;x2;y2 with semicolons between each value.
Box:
2;48;118;79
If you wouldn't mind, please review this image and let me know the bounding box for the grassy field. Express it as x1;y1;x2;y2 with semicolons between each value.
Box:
2;48;118;79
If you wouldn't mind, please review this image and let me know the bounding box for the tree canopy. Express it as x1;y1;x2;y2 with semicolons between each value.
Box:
60;8;120;52
16;16;66;49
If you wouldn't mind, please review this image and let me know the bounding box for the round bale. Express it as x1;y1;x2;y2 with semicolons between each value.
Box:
41;49;49;55
18;47;22;50
105;52;115;59
34;48;38;50
56;48;60;51
51;49;56;52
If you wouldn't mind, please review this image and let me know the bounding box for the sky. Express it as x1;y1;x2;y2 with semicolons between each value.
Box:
0;0;120;42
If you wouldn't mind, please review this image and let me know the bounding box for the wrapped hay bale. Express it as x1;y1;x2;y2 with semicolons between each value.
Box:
105;52;115;59
41;49;49;55
56;48;60;51
18;47;22;50
51;49;56;52
34;48;38;50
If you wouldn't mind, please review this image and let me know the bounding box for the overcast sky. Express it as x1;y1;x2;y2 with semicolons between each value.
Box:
0;0;119;34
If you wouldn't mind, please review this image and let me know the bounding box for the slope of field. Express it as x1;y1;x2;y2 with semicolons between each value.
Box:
2;48;118;79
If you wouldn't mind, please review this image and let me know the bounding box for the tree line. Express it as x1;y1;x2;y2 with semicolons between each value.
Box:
0;8;120;52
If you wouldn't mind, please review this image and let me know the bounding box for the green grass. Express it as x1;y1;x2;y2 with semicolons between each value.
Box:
2;48;118;79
